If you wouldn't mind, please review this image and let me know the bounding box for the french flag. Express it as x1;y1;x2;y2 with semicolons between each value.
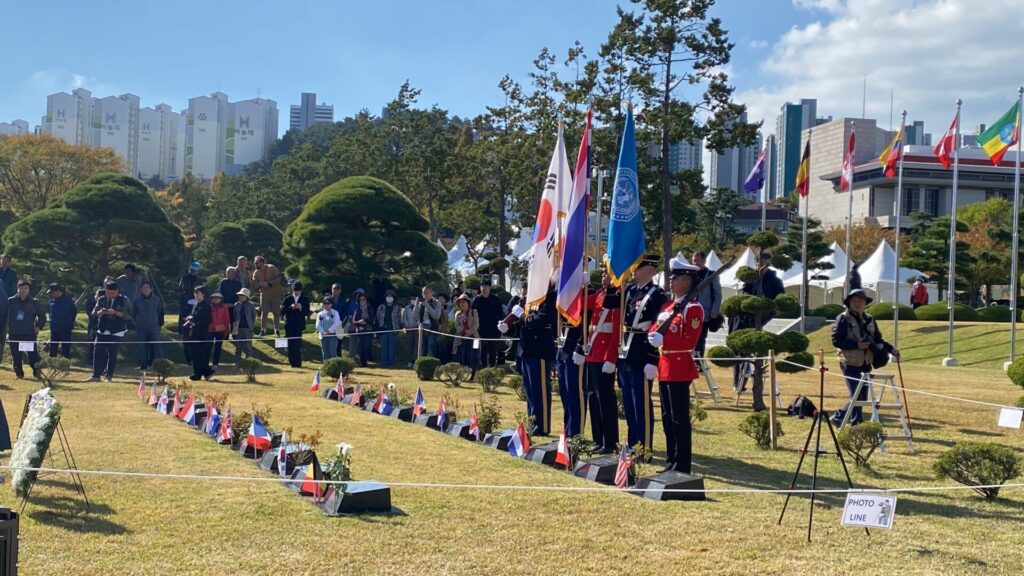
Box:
556;111;592;326
310;370;321;393
508;422;531;458
437;399;448;431
247;415;272;451
412;387;426;419
176;394;196;425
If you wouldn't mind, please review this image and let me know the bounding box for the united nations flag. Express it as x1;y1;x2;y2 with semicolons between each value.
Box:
605;105;645;287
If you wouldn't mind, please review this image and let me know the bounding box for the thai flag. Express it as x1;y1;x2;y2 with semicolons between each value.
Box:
614;446;633;488
555;427;571;468
437;399;448;431
508;422;531;458
177;395;196;425
277;431;289;478
206;407;221;438
412;387;426;419
310;370;321;393
217;410;234;443
349;384;363;406
156;388;169;415
556;111;591;326
469;409;480;441
137;373;146;398
247;415;272;451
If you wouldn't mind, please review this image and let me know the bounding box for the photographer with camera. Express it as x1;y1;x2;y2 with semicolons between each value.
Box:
830;289;899;427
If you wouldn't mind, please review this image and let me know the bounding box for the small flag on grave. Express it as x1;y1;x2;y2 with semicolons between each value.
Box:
277;431;289;478
469;409;480;441
614;446;633;488
157;387;170;415
437;398;448;431
509;422;530;458
137;373;146;398
247;415;272;451
333;373;344;399
555;427;571;468
177;395;196;425
310;370;321;393
349;384;363;406
206;406;221;437
217;410;234;443
300;454;325;500
412;387;426;419
148;381;158;406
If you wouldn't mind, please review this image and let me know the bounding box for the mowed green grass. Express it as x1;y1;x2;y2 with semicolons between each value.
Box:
1;321;1023;575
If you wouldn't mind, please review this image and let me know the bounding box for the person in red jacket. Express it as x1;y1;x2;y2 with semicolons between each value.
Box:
583;270;621;454
648;258;703;474
208;292;231;371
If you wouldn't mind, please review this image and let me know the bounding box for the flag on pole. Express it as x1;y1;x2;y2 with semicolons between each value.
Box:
605;106;645;287
247;415;272;451
300;454;325;500
217;410;234;443
378;391;392;416
934;109;959;169
614;445;633;488
840;131;856;192
555;427;571;468
978;101;1020;165
878;125;905;178
795;140;811;196
526;123;573;308
205;406;221;437
147;381;158;406
437;398;448;431
556;111;592;326
508;422;531;457
277;431;289;478
309;370;321;393
412;387;426;419
137;373;146;398
349;383;363;406
333;374;345;399
743;146;767;195
172;389;182;415
156;387;169;415
177;395;196;425
469;408;480;441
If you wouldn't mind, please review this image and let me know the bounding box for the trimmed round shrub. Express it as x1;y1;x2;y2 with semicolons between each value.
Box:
838;422;885;468
811;303;843;319
776;351;814;373
475;366;507;393
866;302;917;321
739;411;783;449
776;331;809;354
463;275;481;291
706;345;740;368
735;266;759;284
914;302;981;322
321;354;357;379
1016;395;1024;409
435;362;472;387
726;329;778;357
720;294;749;318
1007;357;1024;389
934;442;1022;499
976;305;1019;323
414;356;442;381
769;253;793;271
774;294;800;319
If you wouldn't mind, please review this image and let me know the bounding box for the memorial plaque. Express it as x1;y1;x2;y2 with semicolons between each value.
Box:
320;480;392;515
446;419;479;441
633;470;705;501
483;429;516;451
525;441;560;466
573;455;619;485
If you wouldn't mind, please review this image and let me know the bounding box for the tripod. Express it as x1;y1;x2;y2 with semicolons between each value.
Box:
777;349;867;542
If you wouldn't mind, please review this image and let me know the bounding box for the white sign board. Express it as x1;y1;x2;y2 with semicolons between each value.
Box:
998;407;1023;429
18;342;34;352
274;338;288;349
841;494;896;529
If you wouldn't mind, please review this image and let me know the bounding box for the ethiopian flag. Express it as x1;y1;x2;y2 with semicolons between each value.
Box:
979;102;1020;165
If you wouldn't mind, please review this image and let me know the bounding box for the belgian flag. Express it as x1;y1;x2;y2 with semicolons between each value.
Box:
795;140;811;197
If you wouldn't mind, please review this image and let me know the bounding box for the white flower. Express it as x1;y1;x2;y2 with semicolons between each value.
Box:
387;383;396;392
340;443;352;457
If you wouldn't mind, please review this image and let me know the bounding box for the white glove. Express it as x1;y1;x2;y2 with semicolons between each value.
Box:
644;363;659;381
511;305;525;318
497;321;509;334
601;361;616;374
648;332;664;348
572;352;585;365
657;311;672;323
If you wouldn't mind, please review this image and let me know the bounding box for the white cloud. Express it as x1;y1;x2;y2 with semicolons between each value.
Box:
748;39;769;49
740;0;1024;138
793;0;844;12
28;69;121;97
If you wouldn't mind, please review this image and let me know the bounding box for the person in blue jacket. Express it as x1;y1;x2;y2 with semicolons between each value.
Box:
47;283;77;358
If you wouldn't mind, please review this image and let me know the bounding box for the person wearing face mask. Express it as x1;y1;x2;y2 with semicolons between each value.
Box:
351;293;375;367
402;294;419;367
280;281;311;368
376;290;401;368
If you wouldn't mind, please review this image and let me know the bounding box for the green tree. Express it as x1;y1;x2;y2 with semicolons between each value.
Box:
692;186;745;249
1;172;184;288
903;216;975;301
282;176;446;290
777;216;831;310
0;133;125;216
153;173;210;248
195;218;283;274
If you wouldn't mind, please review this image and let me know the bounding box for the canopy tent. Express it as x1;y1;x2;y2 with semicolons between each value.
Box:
781;242;847;309
706;250;723;271
828;240;936;304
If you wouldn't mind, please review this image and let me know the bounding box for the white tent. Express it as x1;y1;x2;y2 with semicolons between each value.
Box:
834;240;935;303
782;242;847;309
719;248;758;297
706;250;723;271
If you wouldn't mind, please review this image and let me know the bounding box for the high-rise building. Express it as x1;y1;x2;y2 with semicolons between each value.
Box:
42;88;93;146
289;92;334;131
138;104;186;182
0;120;30;136
905;120;931;146
774;98;831;198
709;112;761;198
667;139;703;174
91;94;139;173
186;92;230;180
227;97;278;174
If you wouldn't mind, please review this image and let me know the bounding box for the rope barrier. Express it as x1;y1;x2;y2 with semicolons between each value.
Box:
4;464;1022;496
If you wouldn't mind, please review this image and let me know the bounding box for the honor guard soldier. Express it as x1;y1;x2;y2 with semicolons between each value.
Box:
557;320;585;438
647;258;704;474
584;270;621;454
618;253;667;453
499;283;556;436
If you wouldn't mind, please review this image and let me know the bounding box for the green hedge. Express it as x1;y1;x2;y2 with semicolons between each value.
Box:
866;303;917;321
414;356;441;381
914;302;981;321
976;305;1020;323
811;303;843;319
774;294;800;319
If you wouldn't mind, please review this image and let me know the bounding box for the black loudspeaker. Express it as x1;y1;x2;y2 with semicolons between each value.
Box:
525;441;561;466
573;455;619;485
633;471;705;501
483;429;516;451
388;405;415;422
320;481;392;515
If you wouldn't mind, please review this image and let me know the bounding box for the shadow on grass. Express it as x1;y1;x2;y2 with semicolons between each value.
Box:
898;492;1024;522
26;494;128;535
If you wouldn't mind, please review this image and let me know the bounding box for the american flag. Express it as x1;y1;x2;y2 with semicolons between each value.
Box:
349;384;363;406
333;374;345;400
614;446;632;488
137;373;146;397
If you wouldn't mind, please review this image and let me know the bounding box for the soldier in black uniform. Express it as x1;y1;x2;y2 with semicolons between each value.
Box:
556;322;585;437
617;254;667;452
501;284;557;436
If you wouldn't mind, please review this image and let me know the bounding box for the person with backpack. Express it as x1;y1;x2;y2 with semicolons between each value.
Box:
830;289;899;427
910;277;929;309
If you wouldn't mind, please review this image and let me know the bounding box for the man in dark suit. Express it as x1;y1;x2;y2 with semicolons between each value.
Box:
281;281;311;368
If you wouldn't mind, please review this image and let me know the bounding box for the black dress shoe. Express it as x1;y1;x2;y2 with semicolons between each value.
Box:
596;447;614;455
659;463;676;473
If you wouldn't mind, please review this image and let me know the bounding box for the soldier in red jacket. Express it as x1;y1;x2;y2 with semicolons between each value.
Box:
648;258;703;474
583;271;621;454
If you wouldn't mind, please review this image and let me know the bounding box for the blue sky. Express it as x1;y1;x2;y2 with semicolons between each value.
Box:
0;0;814;134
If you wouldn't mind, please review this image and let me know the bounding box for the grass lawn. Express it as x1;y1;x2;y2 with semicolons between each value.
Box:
2;320;1023;575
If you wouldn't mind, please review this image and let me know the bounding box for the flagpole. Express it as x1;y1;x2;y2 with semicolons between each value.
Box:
845;121;855;294
799;128;811;333
1008;87;1024;371
762;139;771;232
944;100;962;367
893;110;907;350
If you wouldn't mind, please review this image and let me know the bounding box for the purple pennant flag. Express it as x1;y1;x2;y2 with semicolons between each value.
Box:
743;149;767;194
